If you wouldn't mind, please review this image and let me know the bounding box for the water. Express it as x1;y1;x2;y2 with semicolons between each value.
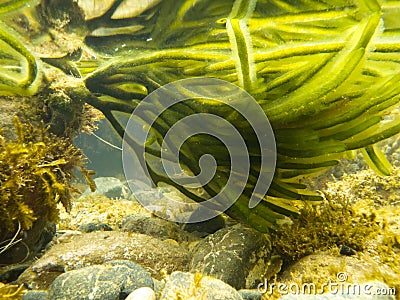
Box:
1;0;400;298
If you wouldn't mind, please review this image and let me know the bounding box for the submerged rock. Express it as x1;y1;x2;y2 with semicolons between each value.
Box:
160;271;243;300
279;252;398;285
238;289;263;300
22;290;48;300
78;222;113;232
81;177;131;199
78;0;161;21
275;252;398;300
190;226;272;290
47;260;153;300
182;213;226;236
17;231;189;289
277;281;395;300
125;286;156;300
121;213;198;243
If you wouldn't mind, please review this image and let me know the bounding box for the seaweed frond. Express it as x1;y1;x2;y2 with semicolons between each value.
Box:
272;195;380;264
44;0;400;231
0;116;94;235
0;283;25;299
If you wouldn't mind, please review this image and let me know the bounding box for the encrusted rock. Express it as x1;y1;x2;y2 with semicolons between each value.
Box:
160;271;243;300
22;290;48;300
78;222;113;232
47;260;153;300
81;177;131;199
190;226;272;289
238;289;263;300
277;281;395;300
279;252;398;284
121;213;198;243
17;231;189;289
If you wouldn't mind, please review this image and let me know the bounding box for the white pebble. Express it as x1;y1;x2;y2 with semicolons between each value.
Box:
125;287;156;300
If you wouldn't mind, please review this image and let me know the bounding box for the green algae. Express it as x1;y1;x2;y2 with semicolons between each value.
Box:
271;167;400;295
0;0;40;96
76;0;400;231
2;0;400;232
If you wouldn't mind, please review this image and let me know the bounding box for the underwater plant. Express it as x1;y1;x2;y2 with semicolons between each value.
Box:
2;0;400;233
0;116;95;263
0;0;97;138
71;0;400;231
0;0;41;96
272;197;380;264
0;282;25;299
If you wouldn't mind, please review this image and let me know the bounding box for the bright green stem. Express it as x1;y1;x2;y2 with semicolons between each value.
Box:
0;21;39;95
361;145;392;176
0;0;30;15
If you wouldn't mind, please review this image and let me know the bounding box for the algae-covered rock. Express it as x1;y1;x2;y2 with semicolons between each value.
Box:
80;177;131;199
17;231;189;289
57;194;147;231
78;222;113;232
121;213;198;244
48;260;153;300
275;251;398;300
190;226;272;289
277;281;395;300
22;290;48;300
160;271;243;300
279;252;397;284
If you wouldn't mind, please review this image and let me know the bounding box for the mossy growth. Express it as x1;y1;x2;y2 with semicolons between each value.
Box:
271;195;380;265
0;116;95;239
272;166;400;291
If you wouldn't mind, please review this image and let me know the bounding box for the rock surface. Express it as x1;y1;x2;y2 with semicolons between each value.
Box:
277;281;395;300
81;177;131;199
238;289;263;300
47;260;153;300
13;165;400;299
125;286;156;300
17;231;189;289
57;194;147;230
121;213;198;243
78;222;113;232
190;226;272;290
279;252;398;284
22;290;48;300
273;253;398;300
160;271;243;300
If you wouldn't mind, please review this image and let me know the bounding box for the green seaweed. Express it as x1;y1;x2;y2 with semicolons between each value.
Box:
71;0;400;231
2;0;400;232
0;0;40;96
